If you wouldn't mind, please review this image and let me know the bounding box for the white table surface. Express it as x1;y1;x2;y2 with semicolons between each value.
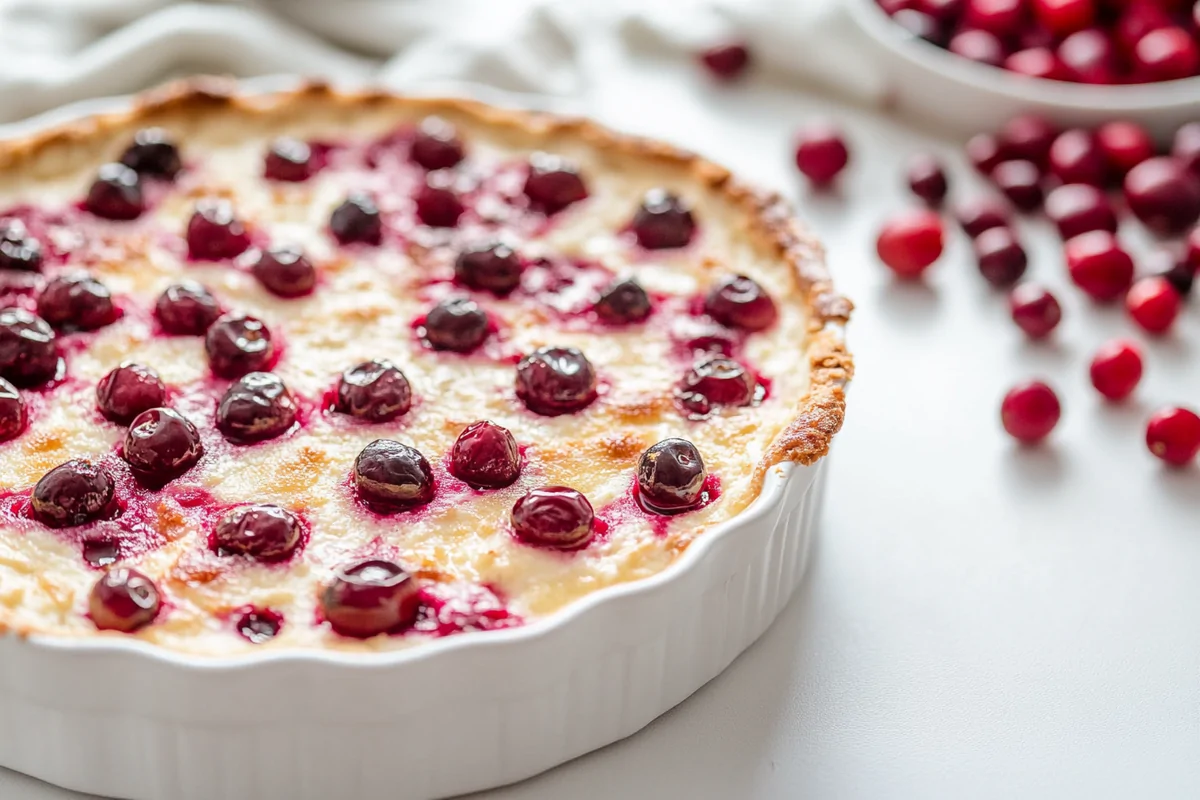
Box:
4;50;1200;800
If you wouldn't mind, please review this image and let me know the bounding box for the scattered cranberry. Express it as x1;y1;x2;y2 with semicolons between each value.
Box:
330;193;382;245
1096;121;1156;177
123;408;204;486
449;420;520;489
96;363;166;424
455;241;522;295
236;608;282;643
1058;28;1118;83
1126;276;1182;334
212;504;302;561
205;313;274;378
594;277;652;324
410;117;466;170
515;347;598;416
1005;48;1068;80
0;308;58;386
704;275;778;331
0;220;42;272
699;42;751;80
187;199;250;260
631;189;696;250
335;360;413;422
89;569;160;633
119;128;181;179
965;0;1026;36
998;114;1058;166
1009;284;1063;339
353;439;435;511
1048;129;1107;187
322;559;421;638
1000;381;1062;444
414;175;465;228
31;459;114;528
1124;157;1200;236
422;297;489;352
85;163;144;221
974;226;1028;287
252;245;316;298
907;153;949;206
37;273;118;331
794;122;850;186
949;29;1007;66
1145;407;1200;466
1065;230;1134;302
637;438;707;513
876;209;944;278
955;196;1011;238
1132;26;1200;83
264;137;315;182
966;133;1005;175
511;486;595;549
1044;183;1118;239
216;372;298;443
155;281;221;335
523;153;589;214
1174;122;1200;179
0;378;25;441
991;160;1045;211
679;356;756;416
1115;2;1174;56
1089;339;1143;401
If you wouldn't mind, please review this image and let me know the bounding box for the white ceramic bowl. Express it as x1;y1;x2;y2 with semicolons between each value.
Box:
848;0;1200;139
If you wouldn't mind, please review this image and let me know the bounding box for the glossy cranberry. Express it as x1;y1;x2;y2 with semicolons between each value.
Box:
876;209;944;277
236;608;283;643
699;41;751;79
123;408;204;485
1044;184;1118;239
187;199;250;260
0;219;42;272
631;189;696;250
212;504;302;561
705;275;778;331
330;193;383;245
1132;26;1200;82
1058;28;1117;83
966;133;1005;176
89;569;160;633
454;241;522;295
414;176;464;228
423;297;489;352
594;277;652;324
0;308;58;386
215;372;298;443
955;196;1011;238
998;115;1058;167
322;559;421;637
85;163;144;221
1089;339;1143;401
96;363;166;424
335;360;412;422
907;153;949;206
515;347;597;416
893;9;944;41
991;160;1044;211
449;420;520;489
1065;230;1135;301
1115;2;1173;56
1174;122;1200;179
1097;121;1156;177
0;378;25;441
974;226;1028;287
794;123;850;186
119;128;181;179
1005;47;1068;80
1000;381;1061;443
948;29;1007;66
155;281;221;335
1124;157;1200;235
1034;0;1094;36
1048;129;1107;187
264;137;315;182
252;245;316;298
964;0;1025;35
1009;283;1062;339
511;486;595;549
1126;276;1182;334
31;459;114;528
1146;407;1200;466
353;439;435;511
36;273;117;332
679;356;756;416
637;438;707;513
205;313;274;378
410;117;466;170
523;153;589;214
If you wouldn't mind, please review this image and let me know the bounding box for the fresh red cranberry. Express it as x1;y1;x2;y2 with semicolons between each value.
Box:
632;189;696;250
1001;381;1061;443
964;0;1025;35
991;160;1045;211
699;41;751;79
422;297;489;352
335;360;412;422
0;308;58;386
252;245;316;298
410;117;466;170
1132;26;1200;82
449;420;520;489
974;226;1028;287
1034;0;1095;36
455;241;522;295
515;347;597;416
955;196;1011;237
119;128;181;179
264;137;315;182
1146;406;1200;466
414;175;464;228
123;408;204;486
523;153;589;214
216;372;297;443
637;438;707;513
876;209;944;277
893;9;944;42
1005;48;1069;80
89;569;160;632
187;199;250;260
1009;283;1062;338
998;115;1058;166
1126;276;1182;334
948;29;1007;66
0;219;42;272
511;486;595;549
1096;121;1156;177
85;163;144;221
212;504;302;561
704;275;778;331
1058;28;1118;83
1174;122;1200;178
31;459;114;528
794;123;850;186
330;193;383;245
0;378;25;441
595;277;652;324
353;439;435;511
1124;157;1200;235
907;153;949;206
1065;230;1135;301
1115;2;1173;56
37;273;118;331
1044;183;1118;239
1048;129;1107;186
966;133;1005;175
322;559;421;637
205;313;274;378
1089;339;1143;401
679;356;756;416
155;281;221;335
96;363;165;424
236;608;283;643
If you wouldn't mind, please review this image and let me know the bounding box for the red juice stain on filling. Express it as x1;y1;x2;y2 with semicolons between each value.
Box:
598;474;723;537
412;582;522;637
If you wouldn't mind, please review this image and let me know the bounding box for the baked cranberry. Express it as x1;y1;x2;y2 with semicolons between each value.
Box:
991;160;1044;211
89;569;160;632
794;123;850;186
699;41;751;79
236;608;283;643
0;308;58;386
1124;157;1200;236
0;378;24;441
998;115;1058;166
893;9;943;42
353;439;435;511
410;117;465;170
595;277;652;324
37;273;118;331
1146;407;1200;466
966;134;1005;175
31;459;114;528
1000;381;1061;443
96;363;166;424
1089;339;1143;401
974;227;1028;287
1044;184;1118;239
1096;121;1156;177
414;176;464;228
1174;122;1200;179
679;356;756;415
264;137;315;182
1065;230;1134;301
215;372;297;443
0;219;42;272
423;297;489;352
906;153;949;206
1005;48;1068;80
252;245;316;298
705;275;778;331
205;313;274;378
1132;26;1200;82
123;408;203;485
515;347;597;416
948;29;1007;66
212;504;302;561
876;209;944;277
511;486;595;549
335;360;412;422
119;128;181;179
523;153;589;214
449;420;520;489
965;0;1026;35
155;281;221;335
85;163;144;220
187;199;250;260
1126;276;1181;334
82;539;120;568
454;241;522;295
1058;28;1117;83
1048;129;1107;187
322;559;421;637
637;438;707;513
632;189;696;250
1009;283;1062;339
330;193;383;245
955;196;1011;238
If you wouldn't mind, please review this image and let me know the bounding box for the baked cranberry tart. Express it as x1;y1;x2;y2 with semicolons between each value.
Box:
0;80;850;655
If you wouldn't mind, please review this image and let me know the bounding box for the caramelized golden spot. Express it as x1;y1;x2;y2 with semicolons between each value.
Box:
36;575;74;616
155;501;193;542
596;433;647;463
609;395;673;422
264;446;329;496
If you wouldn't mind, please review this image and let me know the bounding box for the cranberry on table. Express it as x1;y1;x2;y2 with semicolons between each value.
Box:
455;241;522;295
212;504;302;561
974;226;1027;287
1126;276;1182;335
37;273;118;331
236;608;283;643
955;196;1010;238
515;346;598;416
0;219;42;272
0;308;58;387
1089;340;1143;402
89;568;160;633
705;274;778;331
31;459;114;528
335;360;413;422
264;137;315;182
511;486;595;549
594;277;652;324
1044;184;1118;240
449;420;521;489
187;199;251;260
1009;284;1062;339
949;29;1007;66
96;362;166;424
1000;381;1062;444
252;245;316;298
1005;48;1068;81
410;117;465;171
1132;26;1200;83
1096;121;1155;177
964;0;1026;37
205;313;274;378
1048;129;1107;187
353;439;435;511
123;407;204;486
523;153;589;214
679;356;756;416
637;438;707;514
423;297;490;352
631;189;697;250
414;176;465;228
699;41;751;80
1065;230;1134;302
155;281;221;335
322;559;421;638
1174;122;1200;179
906;153;950;206
966;133;1005;176
216;372;298;443
1123;157;1200;236
330;193;383;245
876;209;944;278
991;160;1044;211
1145;407;1200;466
998;114;1058;167
85;163;144;221
794;122;850;186
119;128;181;179
1058;28;1118;84
0;378;26;441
